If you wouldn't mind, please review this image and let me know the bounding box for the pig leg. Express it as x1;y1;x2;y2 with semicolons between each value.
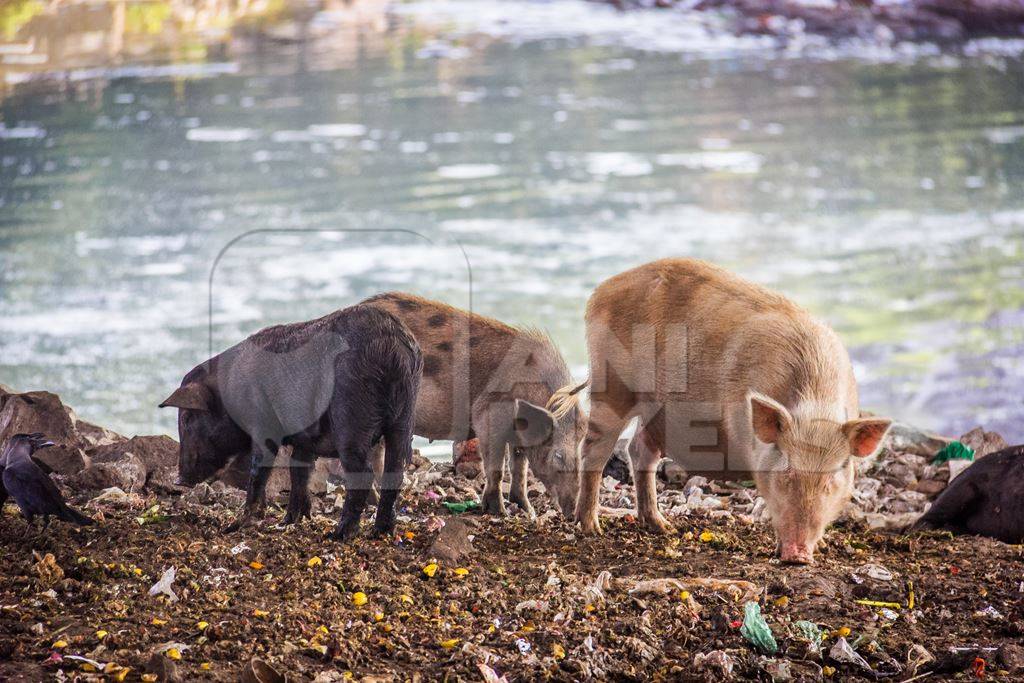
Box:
330;438;377;541
365;439;385;507
373;428;413;537
283;450;315;525
576;404;630;535
629;429;673;534
480;435;509;517
224;444;274;532
509;447;536;519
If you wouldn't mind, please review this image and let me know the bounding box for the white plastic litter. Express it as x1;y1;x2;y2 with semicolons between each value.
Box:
829;637;873;672
852;563;894;582
148;566;178;602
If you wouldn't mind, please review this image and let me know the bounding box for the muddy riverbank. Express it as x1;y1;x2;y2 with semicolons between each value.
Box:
1;385;1023;680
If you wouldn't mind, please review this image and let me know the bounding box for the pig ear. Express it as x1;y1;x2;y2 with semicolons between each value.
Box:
842;418;892;458
513;399;557;448
159;383;213;412
748;391;793;444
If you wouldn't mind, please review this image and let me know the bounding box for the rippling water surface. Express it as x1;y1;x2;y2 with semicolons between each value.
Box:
2;0;1023;443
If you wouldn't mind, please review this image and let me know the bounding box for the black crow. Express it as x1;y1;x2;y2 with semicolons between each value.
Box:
1;433;93;527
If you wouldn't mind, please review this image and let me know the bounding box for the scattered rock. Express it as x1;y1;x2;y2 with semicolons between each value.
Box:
427;517;475;563
145;652;181;683
72;453;147;492
0;391;88;475
998;643;1024;672
959;426;1008;459
883;422;951;457
75;418;123;448
88;435;180;491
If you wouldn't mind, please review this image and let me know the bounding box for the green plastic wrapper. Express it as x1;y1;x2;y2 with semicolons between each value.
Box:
740;601;778;654
795;620;823;644
442;500;480;513
932;441;975;465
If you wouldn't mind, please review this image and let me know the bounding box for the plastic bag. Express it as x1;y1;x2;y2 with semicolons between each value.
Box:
148;567;178;603
829;637;872;672
739;601;777;654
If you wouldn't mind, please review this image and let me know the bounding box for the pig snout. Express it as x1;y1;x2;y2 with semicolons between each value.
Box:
779;541;815;565
558;489;578;519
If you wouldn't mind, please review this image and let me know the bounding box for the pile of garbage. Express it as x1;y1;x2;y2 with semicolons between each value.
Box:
2;384;1022;681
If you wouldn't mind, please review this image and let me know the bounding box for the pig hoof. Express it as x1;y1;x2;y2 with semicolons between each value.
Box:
509;495;535;519
577;514;603;536
482;493;507;517
643;515;675;535
371;521;396;538
329;519;361;542
283;501;312;525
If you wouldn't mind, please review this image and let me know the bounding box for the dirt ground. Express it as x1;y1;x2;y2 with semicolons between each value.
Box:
1;471;1022;683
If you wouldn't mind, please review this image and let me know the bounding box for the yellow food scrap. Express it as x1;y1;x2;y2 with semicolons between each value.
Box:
249;561;265;570
142;674;159;682
316;625;330;635
399;594;414;605
373;612;384;622
552;643;566;659
854;599;902;609
454;568;469;577
200;663;212;671
836;627;851;638
423;563;439;578
150;617;167;626
95;630;108;640
404;531;415;540
197;621;209;631
307;556;323;568
823;665;836;677
165;648;181;661
774;596;789;608
252;609;269;618
439;638;460;649
353;592;368;606
679;590;691;601
52;640;68;649
699;530;716;543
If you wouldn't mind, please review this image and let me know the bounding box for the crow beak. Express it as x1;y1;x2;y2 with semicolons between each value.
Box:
38;441;55;450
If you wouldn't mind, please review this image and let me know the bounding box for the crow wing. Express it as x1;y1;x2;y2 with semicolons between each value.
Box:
3;461;65;516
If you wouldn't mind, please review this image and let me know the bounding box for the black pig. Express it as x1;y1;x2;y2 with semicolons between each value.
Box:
912;444;1024;544
160;304;422;540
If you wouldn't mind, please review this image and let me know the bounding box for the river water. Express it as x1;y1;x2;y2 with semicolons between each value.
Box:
1;0;1023;445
